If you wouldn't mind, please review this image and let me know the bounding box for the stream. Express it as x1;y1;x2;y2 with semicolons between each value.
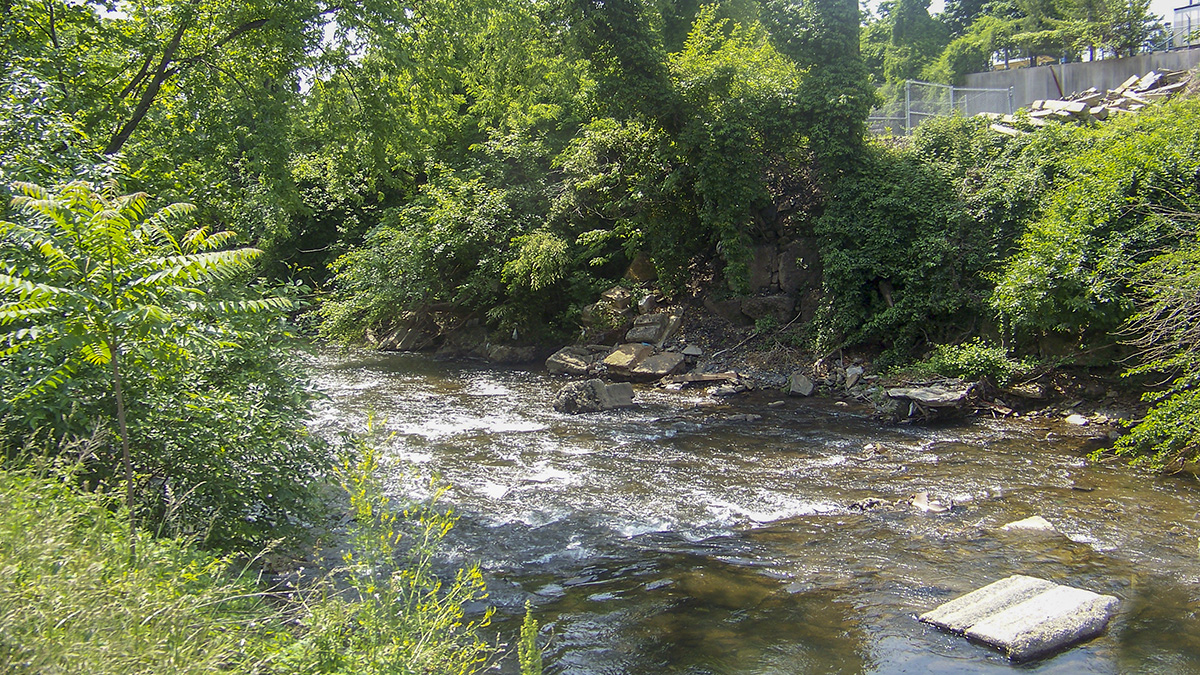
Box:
307;348;1200;674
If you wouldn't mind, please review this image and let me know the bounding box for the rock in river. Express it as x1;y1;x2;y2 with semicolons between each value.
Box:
919;574;1119;661
553;379;635;414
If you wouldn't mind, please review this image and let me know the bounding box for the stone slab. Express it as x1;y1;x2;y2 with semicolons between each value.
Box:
965;585;1120;661
887;385;970;407
603;343;653;371
920;575;1119;661
920;575;1057;633
630;352;685;380
625;323;664;343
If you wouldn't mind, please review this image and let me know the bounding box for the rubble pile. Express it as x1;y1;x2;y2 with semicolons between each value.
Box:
983;69;1193;135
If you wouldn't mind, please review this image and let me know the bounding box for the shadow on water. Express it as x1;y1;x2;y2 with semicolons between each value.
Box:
306;349;1200;674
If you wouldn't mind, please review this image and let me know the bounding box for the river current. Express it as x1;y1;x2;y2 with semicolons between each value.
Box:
306;348;1200;674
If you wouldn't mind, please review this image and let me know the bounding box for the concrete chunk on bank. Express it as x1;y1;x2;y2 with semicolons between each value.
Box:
919;574;1119;661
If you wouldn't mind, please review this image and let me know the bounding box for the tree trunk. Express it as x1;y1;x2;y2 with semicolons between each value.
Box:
103;11;192;155
110;339;136;560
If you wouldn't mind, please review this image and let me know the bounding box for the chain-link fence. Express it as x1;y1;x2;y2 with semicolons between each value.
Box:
868;80;1015;136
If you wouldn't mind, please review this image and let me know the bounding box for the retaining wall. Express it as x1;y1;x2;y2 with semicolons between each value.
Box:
963;48;1200;109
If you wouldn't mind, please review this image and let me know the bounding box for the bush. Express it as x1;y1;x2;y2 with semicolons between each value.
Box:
1107;234;1200;470
911;338;1034;385
991;99;1200;339
0;180;330;549
814;141;984;361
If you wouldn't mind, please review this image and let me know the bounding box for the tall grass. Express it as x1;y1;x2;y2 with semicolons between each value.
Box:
0;468;285;674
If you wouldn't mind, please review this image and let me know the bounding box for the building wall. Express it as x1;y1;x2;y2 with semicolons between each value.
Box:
962;49;1200;109
1178;5;1200;48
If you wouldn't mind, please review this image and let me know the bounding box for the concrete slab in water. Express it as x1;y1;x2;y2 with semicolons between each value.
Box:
919;575;1119;661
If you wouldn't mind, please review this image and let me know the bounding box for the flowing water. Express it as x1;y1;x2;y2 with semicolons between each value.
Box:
307;349;1200;674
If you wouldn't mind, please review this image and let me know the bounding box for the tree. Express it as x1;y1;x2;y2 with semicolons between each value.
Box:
0;180;289;548
764;0;876;171
1110;226;1200;470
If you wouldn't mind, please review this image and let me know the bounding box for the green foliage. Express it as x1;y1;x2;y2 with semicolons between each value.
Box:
764;0;875;170
911;338;1034;384
0;466;285;674
0;180;327;548
924;17;1014;84
1108;235;1200;469
991;100;1200;339
814;140;987;360
518;601;544;675
0;432;505;674
276;431;494;674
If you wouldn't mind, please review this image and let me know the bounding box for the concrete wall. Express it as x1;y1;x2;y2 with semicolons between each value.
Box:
963;48;1200;109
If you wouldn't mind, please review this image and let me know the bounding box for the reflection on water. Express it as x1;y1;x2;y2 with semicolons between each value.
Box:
307;348;1200;674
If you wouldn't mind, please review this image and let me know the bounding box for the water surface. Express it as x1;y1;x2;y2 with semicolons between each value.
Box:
308;349;1200;674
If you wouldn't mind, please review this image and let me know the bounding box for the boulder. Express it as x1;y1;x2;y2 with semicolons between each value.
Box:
603;343;654;376
630;352;686;380
553;379;635;414
638;294;658;314
788;372;815;397
747;244;777;292
600;286;632;311
654;310;685;350
487;344;538;364
919;575;1119;661
740;295;795;323
625;253;658;283
546;346;604;376
703;297;752;327
845;365;864;389
626;313;667;343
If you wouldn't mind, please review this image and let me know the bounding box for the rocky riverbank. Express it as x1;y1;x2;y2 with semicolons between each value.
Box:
364;283;1145;445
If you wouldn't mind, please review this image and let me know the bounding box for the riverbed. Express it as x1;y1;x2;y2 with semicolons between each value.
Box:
307;348;1200;674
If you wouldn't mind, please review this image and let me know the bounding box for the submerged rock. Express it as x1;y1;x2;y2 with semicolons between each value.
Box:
1000;515;1058;533
552;379;635;414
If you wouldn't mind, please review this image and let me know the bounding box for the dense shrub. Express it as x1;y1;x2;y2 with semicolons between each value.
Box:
814;141;984;362
1109;235;1200;469
991;99;1200;339
909;338;1034;385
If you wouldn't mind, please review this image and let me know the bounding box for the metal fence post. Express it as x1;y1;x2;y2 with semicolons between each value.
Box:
905;80;912;135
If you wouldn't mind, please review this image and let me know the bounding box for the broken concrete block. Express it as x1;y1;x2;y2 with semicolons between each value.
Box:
964;585;1120;661
920;575;1119;661
603;343;653;373
921;575;1058;633
630;352;685;380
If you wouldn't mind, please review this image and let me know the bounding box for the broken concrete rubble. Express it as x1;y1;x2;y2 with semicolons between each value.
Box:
983;69;1192;134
